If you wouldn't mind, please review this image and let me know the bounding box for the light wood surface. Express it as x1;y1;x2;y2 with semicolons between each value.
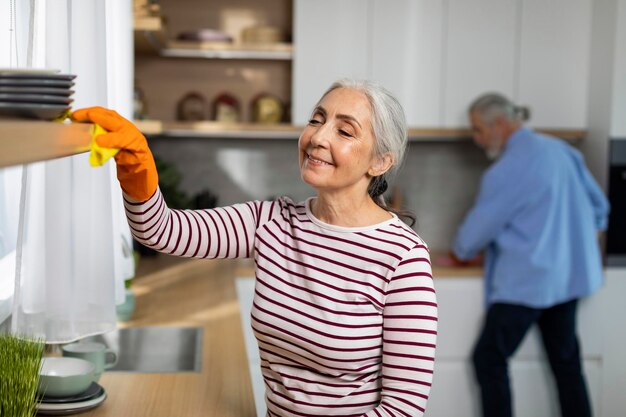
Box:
86;257;256;417
0;120;92;168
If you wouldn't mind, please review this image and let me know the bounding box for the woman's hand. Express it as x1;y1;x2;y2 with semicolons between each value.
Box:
72;107;158;201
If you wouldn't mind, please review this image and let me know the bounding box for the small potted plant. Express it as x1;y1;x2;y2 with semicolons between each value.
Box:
0;333;45;416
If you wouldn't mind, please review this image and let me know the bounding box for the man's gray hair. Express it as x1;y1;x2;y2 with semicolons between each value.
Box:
469;93;530;124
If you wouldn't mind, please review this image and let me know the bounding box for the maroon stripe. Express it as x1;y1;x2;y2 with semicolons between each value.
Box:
356;231;412;251
125;197;163;223
263;376;380;398
398;257;431;266
382;338;436;349
252;315;381;352
384;374;432;388
255;248;383;308
178;211;194;256
266;397;364;417
274;223;396;272
383;362;434;374
224;208;240;257
382;399;419;416
266;384;379;409
265;225;389;283
167;210;185;255
256;272;379;316
384;327;437;336
384;386;429;400
386;300;438;308
384;314;437;321
393;271;433;281
253;301;381;341
125;196;164;229
214;209;230;258
258;345;379;374
263;365;380;388
202;210;221;258
386;286;436;296
255;290;379;330
188;211;202;257
256;328;380;364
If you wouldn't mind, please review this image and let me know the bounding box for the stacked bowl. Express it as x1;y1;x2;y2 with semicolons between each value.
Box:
0;69;75;120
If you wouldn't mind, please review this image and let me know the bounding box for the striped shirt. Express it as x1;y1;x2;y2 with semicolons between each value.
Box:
125;189;437;417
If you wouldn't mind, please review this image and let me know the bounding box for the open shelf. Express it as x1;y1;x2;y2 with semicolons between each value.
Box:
160;41;293;60
138;120;586;142
0;120;92;168
134;16;167;54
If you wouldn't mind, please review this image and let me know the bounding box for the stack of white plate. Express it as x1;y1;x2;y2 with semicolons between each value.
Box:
0;69;75;120
37;382;107;415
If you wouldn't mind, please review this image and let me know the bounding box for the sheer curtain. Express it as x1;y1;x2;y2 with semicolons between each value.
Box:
0;0;134;343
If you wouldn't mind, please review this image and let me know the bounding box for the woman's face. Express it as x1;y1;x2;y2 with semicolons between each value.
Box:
299;87;385;196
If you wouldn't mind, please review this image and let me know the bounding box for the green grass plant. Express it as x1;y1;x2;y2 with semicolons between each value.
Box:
0;333;45;417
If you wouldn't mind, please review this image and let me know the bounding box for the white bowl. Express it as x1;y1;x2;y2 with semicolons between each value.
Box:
37;357;95;398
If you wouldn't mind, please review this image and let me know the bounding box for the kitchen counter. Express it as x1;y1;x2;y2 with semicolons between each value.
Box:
84;255;482;417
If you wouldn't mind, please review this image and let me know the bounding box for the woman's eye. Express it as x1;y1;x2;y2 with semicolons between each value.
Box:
308;119;321;125
339;129;353;137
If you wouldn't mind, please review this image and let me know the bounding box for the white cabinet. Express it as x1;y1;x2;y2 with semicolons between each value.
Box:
370;0;444;126
293;0;594;130
443;0;518;127
292;0;369;125
518;0;592;129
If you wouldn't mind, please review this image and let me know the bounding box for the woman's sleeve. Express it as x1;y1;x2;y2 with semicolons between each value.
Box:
123;188;280;259
366;245;437;417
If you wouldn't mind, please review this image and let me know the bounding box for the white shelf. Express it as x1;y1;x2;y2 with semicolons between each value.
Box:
0;120;92;168
160;41;293;60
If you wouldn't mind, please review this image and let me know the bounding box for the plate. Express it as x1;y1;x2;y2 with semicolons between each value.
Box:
36;391;107;415
39;382;103;404
0;93;73;104
0;102;70;120
0;68;60;75
0;86;74;96
0;72;75;81
0;79;74;88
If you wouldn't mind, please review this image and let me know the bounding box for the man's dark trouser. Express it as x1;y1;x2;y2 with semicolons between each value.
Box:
472;299;592;417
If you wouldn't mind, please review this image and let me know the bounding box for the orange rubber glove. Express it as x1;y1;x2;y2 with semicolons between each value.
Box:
72;106;158;202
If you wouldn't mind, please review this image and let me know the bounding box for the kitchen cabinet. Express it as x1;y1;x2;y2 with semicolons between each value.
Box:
292;0;369;125
293;0;594;130
443;0;519;127
370;0;444;126
518;0;592;129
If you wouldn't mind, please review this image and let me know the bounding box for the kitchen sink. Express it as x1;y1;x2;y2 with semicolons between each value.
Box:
86;326;202;373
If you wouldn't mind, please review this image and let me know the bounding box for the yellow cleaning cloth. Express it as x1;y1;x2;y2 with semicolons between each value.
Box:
89;123;119;167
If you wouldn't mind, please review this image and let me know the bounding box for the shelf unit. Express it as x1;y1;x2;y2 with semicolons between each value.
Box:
133;16;167;54
136;120;586;143
0;121;93;168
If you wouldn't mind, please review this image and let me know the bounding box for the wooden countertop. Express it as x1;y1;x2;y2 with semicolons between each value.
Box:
84;255;482;416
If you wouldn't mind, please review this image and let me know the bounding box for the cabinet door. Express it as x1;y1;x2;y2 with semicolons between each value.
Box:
443;0;519;127
370;0;444;126
292;0;370;125
518;0;592;129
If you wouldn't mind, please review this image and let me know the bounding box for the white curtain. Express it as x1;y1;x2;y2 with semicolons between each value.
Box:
0;0;135;343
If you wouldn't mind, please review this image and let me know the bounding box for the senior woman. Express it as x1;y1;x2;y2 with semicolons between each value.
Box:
73;79;437;417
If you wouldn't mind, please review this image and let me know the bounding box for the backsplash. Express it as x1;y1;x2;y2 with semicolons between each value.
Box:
148;137;488;251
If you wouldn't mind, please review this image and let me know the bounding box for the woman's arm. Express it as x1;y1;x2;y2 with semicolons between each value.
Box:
367;245;437;416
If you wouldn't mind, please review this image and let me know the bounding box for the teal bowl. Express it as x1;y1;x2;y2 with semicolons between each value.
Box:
37;357;95;398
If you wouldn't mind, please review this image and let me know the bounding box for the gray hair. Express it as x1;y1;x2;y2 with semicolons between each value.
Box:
317;79;408;181
469;93;530;124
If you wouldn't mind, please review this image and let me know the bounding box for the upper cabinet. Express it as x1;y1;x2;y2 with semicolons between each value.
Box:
293;0;593;130
292;0;369;125
518;0;592;129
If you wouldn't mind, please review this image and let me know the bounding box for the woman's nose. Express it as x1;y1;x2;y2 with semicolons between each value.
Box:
309;124;330;147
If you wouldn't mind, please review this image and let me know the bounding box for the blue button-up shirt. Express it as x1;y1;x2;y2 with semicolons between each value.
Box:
453;127;610;308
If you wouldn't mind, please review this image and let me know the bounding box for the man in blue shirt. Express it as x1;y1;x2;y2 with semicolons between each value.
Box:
453;93;610;417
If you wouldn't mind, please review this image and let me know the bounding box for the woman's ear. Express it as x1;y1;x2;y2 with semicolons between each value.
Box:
368;153;394;177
